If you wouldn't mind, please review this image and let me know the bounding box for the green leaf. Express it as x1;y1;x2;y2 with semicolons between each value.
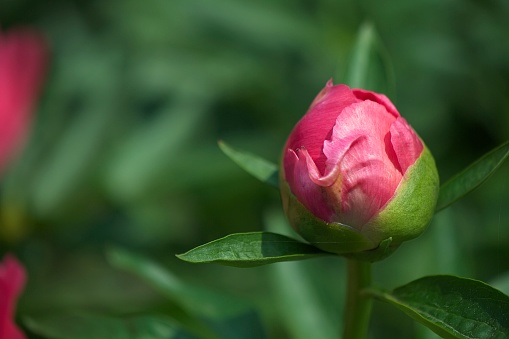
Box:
218;141;279;188
342;21;395;94
24;313;196;339
344;22;376;88
436;140;509;212
176;232;330;267
368;275;509;338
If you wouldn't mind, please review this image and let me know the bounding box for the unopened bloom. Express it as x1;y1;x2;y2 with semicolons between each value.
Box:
0;255;27;339
0;27;47;176
281;80;439;261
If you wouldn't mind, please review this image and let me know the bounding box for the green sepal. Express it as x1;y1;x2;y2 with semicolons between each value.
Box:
362;145;439;246
343;237;398;262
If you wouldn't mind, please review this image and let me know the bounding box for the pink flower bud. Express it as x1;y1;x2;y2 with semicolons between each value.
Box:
0;255;27;339
0;27;48;176
281;80;439;260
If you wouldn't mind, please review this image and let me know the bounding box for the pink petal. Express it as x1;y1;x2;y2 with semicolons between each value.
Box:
352;88;400;118
383;131;402;174
389;117;423;174
0;28;48;175
285;148;335;221
283;81;414;227
285;82;361;174
0;255;27;339
314;132;365;186
327;101;402;227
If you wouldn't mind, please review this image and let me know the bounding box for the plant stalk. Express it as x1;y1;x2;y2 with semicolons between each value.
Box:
342;259;373;338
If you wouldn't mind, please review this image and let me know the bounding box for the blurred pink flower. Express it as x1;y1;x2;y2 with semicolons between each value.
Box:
0;27;48;176
0;254;27;339
283;80;423;229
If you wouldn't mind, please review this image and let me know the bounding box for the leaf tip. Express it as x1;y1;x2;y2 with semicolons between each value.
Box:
175;253;189;262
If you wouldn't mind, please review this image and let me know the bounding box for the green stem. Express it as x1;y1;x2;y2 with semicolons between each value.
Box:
342;259;373;339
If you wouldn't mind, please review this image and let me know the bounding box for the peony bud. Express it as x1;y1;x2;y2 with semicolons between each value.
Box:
0;27;48;176
280;80;439;261
0;255;27;339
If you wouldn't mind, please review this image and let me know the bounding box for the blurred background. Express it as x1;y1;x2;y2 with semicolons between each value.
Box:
1;0;509;338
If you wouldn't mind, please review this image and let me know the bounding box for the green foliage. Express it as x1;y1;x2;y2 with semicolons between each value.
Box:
437;140;509;212
343;22;377;88
179;18;509;332
342;21;394;94
107;248;267;339
218;141;279;189
264;209;342;339
25;313;194;339
1;0;509;338
177;232;329;267
369;275;509;338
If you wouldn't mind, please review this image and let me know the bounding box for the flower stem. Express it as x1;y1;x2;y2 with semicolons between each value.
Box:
342;259;373;338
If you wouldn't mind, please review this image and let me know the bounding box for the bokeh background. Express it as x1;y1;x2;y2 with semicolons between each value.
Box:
1;0;509;338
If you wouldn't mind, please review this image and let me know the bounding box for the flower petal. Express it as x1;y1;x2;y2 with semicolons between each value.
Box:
319;132;365;185
284;148;334;222
353;88;400;118
0;255;26;339
285;82;361;174
0;29;48;175
327;101;402;227
389;117;424;174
